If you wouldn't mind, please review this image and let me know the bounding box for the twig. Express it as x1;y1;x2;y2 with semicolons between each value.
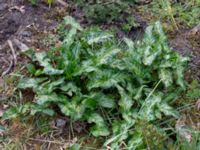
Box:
47;132;54;150
139;79;162;113
1;57;9;64
28;138;65;145
1;58;13;77
7;40;17;65
13;39;29;52
56;0;68;7
9;5;25;14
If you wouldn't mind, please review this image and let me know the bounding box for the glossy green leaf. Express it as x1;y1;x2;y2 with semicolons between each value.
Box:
35;52;64;75
64;16;83;31
87;31;113;45
90;124;110;137
18;77;47;90
159;69;173;87
2;107;19;120
68;144;81;150
36;93;66;105
159;103;179;118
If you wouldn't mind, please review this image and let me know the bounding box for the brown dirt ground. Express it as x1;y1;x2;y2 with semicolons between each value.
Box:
0;0;67;76
169;30;200;82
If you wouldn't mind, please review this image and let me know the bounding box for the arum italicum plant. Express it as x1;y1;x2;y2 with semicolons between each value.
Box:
3;16;188;149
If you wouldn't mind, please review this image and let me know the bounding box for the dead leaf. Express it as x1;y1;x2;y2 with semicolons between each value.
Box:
176;116;193;143
0;108;5;117
9;6;25;14
196;99;200;110
13;39;29;52
190;24;200;35
56;0;68;7
0;104;6;117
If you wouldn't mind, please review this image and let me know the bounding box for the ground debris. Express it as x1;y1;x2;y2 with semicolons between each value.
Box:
9;5;25;14
13;39;29;52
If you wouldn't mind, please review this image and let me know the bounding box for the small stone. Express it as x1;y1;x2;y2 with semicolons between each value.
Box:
56;118;67;128
19;31;32;37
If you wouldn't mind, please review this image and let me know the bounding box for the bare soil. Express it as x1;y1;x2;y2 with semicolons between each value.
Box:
0;0;67;76
169;30;200;82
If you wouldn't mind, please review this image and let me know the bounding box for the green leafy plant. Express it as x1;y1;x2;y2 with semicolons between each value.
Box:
29;0;38;5
143;0;200;29
173;0;200;28
186;80;200;99
122;16;140;32
73;0;136;23
3;16;189;149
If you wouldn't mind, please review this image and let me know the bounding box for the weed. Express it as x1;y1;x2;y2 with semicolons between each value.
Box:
29;0;38;5
122;16;140;32
3;16;189;149
73;0;136;24
29;0;54;7
186;80;200;99
73;1;143;32
143;0;200;29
